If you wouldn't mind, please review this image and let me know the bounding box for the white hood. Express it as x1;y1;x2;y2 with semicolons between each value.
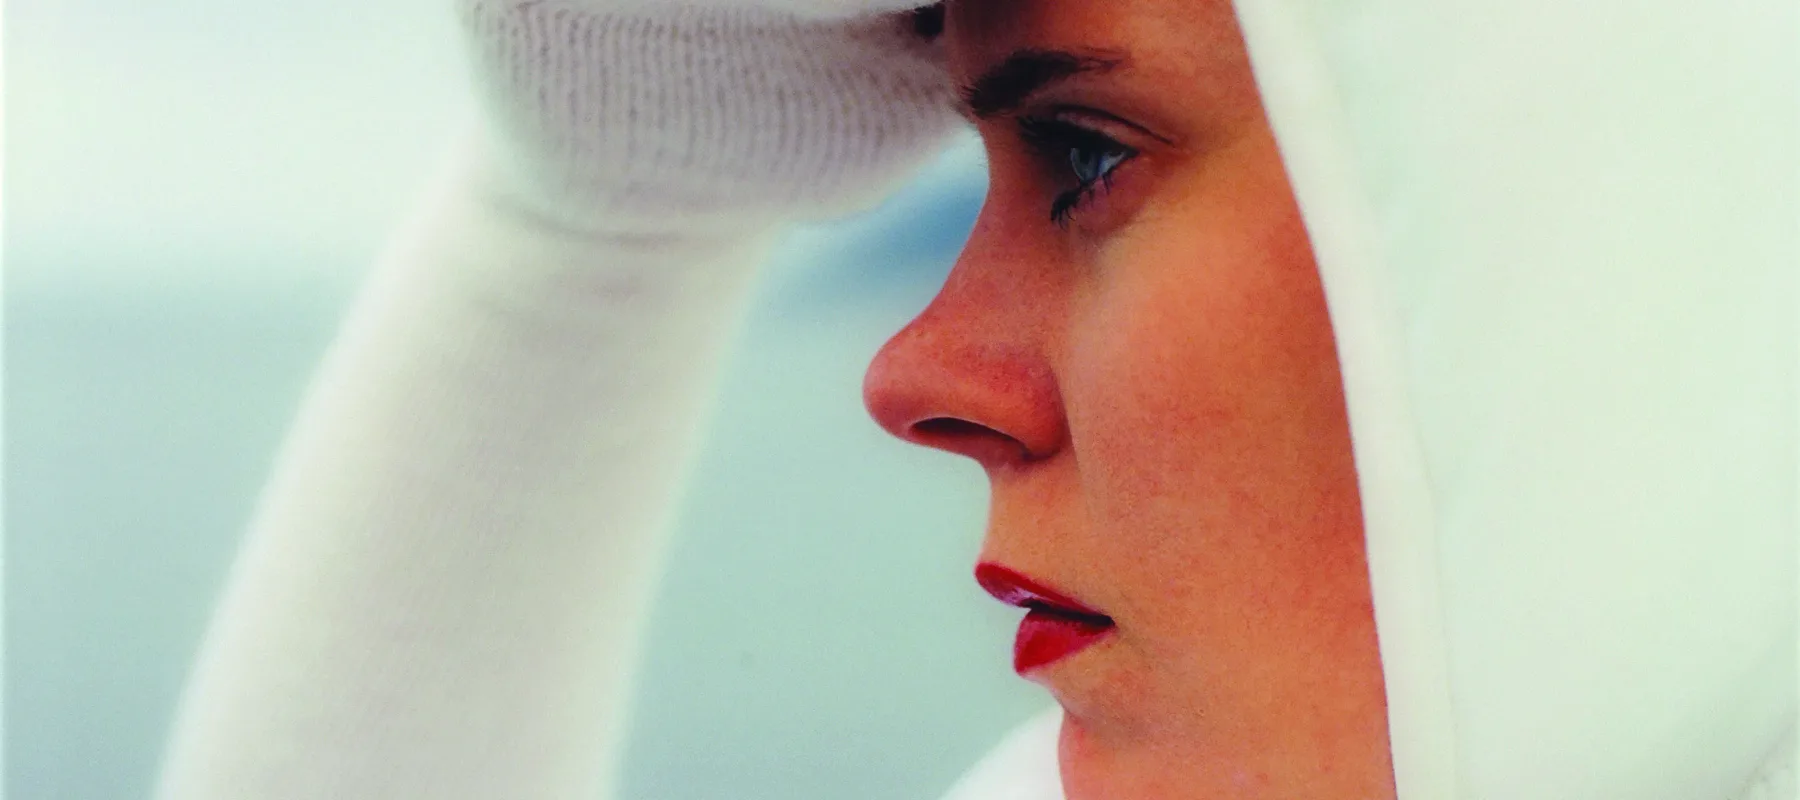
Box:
1237;0;1796;796
943;1;1796;797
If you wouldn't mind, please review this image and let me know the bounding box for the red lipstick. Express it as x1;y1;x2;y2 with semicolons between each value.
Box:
975;563;1115;675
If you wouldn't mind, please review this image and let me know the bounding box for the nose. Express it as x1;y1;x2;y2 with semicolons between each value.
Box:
861;290;1067;472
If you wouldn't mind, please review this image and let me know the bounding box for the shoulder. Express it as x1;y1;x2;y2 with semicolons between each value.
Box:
935;707;1064;800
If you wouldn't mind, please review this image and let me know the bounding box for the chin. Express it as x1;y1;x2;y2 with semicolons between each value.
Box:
1031;636;1169;735
1058;716;1217;800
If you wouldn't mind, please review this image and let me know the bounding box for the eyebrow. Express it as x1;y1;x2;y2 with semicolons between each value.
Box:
958;48;1127;120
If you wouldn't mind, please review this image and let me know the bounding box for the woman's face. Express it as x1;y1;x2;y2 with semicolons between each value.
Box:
861;0;1397;796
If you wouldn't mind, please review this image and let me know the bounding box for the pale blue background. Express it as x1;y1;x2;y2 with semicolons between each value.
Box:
6;1;1053;797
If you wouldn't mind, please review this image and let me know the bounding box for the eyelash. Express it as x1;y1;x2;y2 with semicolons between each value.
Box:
1016;115;1138;227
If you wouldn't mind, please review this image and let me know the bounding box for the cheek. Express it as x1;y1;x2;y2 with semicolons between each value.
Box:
1058;198;1358;620
1067;131;1348;511
1062;225;1289;535
1059;249;1248;605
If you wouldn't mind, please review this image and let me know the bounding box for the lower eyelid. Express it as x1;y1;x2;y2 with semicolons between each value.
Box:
1055;155;1147;231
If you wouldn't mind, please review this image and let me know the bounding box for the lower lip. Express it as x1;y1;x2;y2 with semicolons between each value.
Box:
1014;609;1114;674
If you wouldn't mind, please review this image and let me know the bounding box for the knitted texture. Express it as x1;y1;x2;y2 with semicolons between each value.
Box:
459;0;962;236
573;0;934;21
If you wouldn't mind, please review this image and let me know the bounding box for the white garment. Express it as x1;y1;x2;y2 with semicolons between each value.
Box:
154;0;1797;798
455;1;957;235
1234;0;1796;796
936;708;1063;800
153;6;963;797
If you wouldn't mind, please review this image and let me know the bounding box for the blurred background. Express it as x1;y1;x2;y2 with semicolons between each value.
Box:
6;1;1052;797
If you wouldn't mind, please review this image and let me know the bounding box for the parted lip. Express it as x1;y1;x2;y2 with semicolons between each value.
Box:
974;562;1114;624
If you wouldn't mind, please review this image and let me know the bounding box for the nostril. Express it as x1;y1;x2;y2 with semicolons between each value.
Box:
909;417;1030;465
912;417;992;440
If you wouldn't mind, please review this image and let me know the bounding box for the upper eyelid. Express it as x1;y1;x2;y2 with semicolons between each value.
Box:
1028;104;1174;146
1015;116;1139;173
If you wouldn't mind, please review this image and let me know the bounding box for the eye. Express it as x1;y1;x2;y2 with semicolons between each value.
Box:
1068;141;1130;185
1017;115;1138;227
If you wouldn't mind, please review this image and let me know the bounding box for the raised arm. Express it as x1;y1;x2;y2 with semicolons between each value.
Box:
152;4;956;798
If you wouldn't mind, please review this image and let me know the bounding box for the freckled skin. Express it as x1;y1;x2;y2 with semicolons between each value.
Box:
862;0;1398;798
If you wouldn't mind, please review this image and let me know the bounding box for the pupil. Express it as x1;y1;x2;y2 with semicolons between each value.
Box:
1071;147;1100;181
1069;146;1122;183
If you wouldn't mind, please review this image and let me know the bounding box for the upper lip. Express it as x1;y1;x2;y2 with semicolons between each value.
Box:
974;562;1114;624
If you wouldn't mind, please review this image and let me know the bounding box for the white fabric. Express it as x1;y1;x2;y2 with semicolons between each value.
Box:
1235;0;1798;797
935;708;1064;800
153;0;1797;798
457;0;957;236
151;144;778;798
1738;725;1797;800
152;6;962;797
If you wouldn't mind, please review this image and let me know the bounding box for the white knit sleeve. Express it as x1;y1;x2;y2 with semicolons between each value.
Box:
151;149;778;800
152;0;960;795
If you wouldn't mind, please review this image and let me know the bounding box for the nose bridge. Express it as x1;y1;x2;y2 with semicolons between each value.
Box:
924;201;1059;343
862;213;1068;465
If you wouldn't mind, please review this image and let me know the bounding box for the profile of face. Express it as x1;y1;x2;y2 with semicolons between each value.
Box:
862;0;1399;796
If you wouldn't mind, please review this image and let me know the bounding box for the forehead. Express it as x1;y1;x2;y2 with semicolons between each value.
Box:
942;0;1251;87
